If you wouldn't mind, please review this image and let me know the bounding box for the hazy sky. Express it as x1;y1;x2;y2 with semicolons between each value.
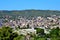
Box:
0;0;60;10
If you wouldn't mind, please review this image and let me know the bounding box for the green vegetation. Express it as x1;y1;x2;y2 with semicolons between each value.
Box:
34;27;60;40
35;28;44;34
0;26;60;40
13;35;25;40
0;27;18;40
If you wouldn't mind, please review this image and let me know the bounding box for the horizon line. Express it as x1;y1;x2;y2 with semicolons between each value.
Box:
0;9;60;11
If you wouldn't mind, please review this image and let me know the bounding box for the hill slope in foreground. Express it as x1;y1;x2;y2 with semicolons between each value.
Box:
0;10;60;18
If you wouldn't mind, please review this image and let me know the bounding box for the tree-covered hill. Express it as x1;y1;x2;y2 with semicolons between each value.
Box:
0;10;60;18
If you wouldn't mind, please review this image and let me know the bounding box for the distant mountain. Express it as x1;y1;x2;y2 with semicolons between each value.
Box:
0;10;60;18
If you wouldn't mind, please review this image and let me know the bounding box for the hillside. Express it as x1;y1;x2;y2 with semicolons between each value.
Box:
0;10;60;18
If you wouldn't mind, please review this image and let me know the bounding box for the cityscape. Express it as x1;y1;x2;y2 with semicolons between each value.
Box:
0;0;60;40
0;14;60;40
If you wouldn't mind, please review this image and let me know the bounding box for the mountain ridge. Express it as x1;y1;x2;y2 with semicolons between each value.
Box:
0;9;60;18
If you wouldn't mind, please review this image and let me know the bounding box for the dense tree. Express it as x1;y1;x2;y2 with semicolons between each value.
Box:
13;35;25;40
1;26;60;40
50;27;60;37
47;27;60;40
0;27;18;40
35;28;44;34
